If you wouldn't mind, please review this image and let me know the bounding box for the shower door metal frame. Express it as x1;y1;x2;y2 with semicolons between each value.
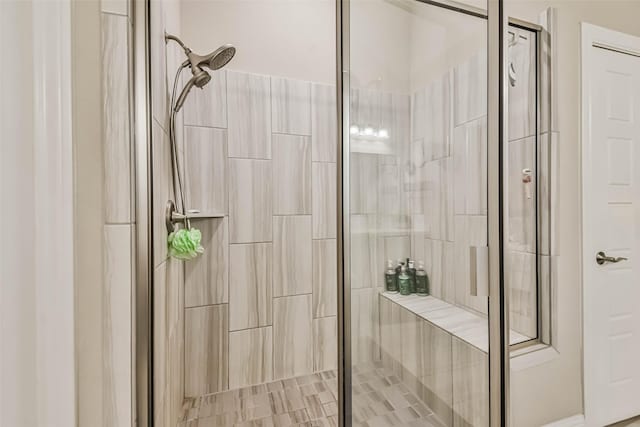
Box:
130;0;512;424
335;0;510;426
336;0;351;425
487;1;510;426
132;0;153;425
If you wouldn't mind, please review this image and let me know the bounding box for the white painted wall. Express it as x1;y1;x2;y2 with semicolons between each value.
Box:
408;1;486;91
180;0;411;92
180;0;336;84
0;0;76;426
0;2;37;426
350;0;411;92
505;2;640;426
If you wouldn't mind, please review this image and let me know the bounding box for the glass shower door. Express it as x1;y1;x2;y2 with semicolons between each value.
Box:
339;0;505;425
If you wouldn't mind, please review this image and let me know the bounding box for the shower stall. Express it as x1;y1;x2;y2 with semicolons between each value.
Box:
134;0;553;425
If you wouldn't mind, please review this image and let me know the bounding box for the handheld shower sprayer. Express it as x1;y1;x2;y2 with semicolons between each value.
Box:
165;33;236;112
164;33;236;240
175;69;211;112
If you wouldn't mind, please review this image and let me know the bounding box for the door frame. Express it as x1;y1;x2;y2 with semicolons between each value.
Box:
581;22;640;427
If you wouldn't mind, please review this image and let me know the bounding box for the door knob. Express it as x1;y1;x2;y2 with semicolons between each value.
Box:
596;251;628;265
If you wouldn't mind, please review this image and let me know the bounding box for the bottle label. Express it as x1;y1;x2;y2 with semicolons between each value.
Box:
399;277;411;295
416;275;429;295
385;274;398;292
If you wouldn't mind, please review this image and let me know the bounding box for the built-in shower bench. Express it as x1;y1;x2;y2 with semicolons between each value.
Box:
380;292;530;352
377;292;531;427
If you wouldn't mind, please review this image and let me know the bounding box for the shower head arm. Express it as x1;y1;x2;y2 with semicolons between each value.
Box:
166;35;209;77
165;32;191;55
165;33;236;75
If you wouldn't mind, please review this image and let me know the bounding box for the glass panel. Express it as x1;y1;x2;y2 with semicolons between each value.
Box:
346;1;492;425
149;2;339;425
505;24;542;345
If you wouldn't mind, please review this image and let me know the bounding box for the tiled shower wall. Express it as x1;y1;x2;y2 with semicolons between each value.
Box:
407;51;491;320
349;88;411;365
102;0;187;425
178;70;339;396
178;71;414;395
101;0;133;425
148;0;406;418
406;41;542;339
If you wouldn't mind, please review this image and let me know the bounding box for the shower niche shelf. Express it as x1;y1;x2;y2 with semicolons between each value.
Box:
165;200;224;233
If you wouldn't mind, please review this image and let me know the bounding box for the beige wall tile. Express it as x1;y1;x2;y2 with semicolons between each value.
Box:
312;162;336;239
185;218;229;307
103;224;132;427
102;13;131;224
227;71;271;159
271;77;311;136
312;239;337;318
452;337;488;427
229;327;273;389
420;319;453;426
311;83;337;162
350;154;378;215
350;215;378;290
273;295;313;379
229;243;272;330
273;134;311;215
183;70;227;128
453;51;487;126
183;126;228;215
273;216;312;297
229;159;273;243
185;305;229;397
313;317;337;372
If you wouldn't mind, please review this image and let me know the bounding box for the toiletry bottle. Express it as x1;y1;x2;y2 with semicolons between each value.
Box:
407;259;417;293
416;261;429;296
384;260;399;293
399;264;412;296
395;259;403;277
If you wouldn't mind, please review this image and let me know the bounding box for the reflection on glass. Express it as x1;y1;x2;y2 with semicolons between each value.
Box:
349;0;490;425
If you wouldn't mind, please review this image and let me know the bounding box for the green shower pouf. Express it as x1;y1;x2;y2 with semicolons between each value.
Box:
168;227;205;260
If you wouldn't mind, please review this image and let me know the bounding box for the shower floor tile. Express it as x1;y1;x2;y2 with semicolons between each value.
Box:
609;416;640;427
179;364;446;427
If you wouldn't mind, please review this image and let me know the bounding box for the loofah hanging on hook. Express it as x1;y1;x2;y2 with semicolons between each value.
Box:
168;227;205;260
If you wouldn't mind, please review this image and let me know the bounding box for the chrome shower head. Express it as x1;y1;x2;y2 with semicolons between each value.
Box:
165;33;236;112
189;44;236;71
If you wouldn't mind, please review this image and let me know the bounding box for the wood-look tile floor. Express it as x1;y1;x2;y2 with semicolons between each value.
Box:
610;416;640;427
179;364;445;427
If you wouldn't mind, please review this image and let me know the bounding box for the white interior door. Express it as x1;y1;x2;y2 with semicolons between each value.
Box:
582;23;640;427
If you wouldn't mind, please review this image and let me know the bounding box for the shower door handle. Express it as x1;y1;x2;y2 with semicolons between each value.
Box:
470;246;489;297
596;251;628;265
